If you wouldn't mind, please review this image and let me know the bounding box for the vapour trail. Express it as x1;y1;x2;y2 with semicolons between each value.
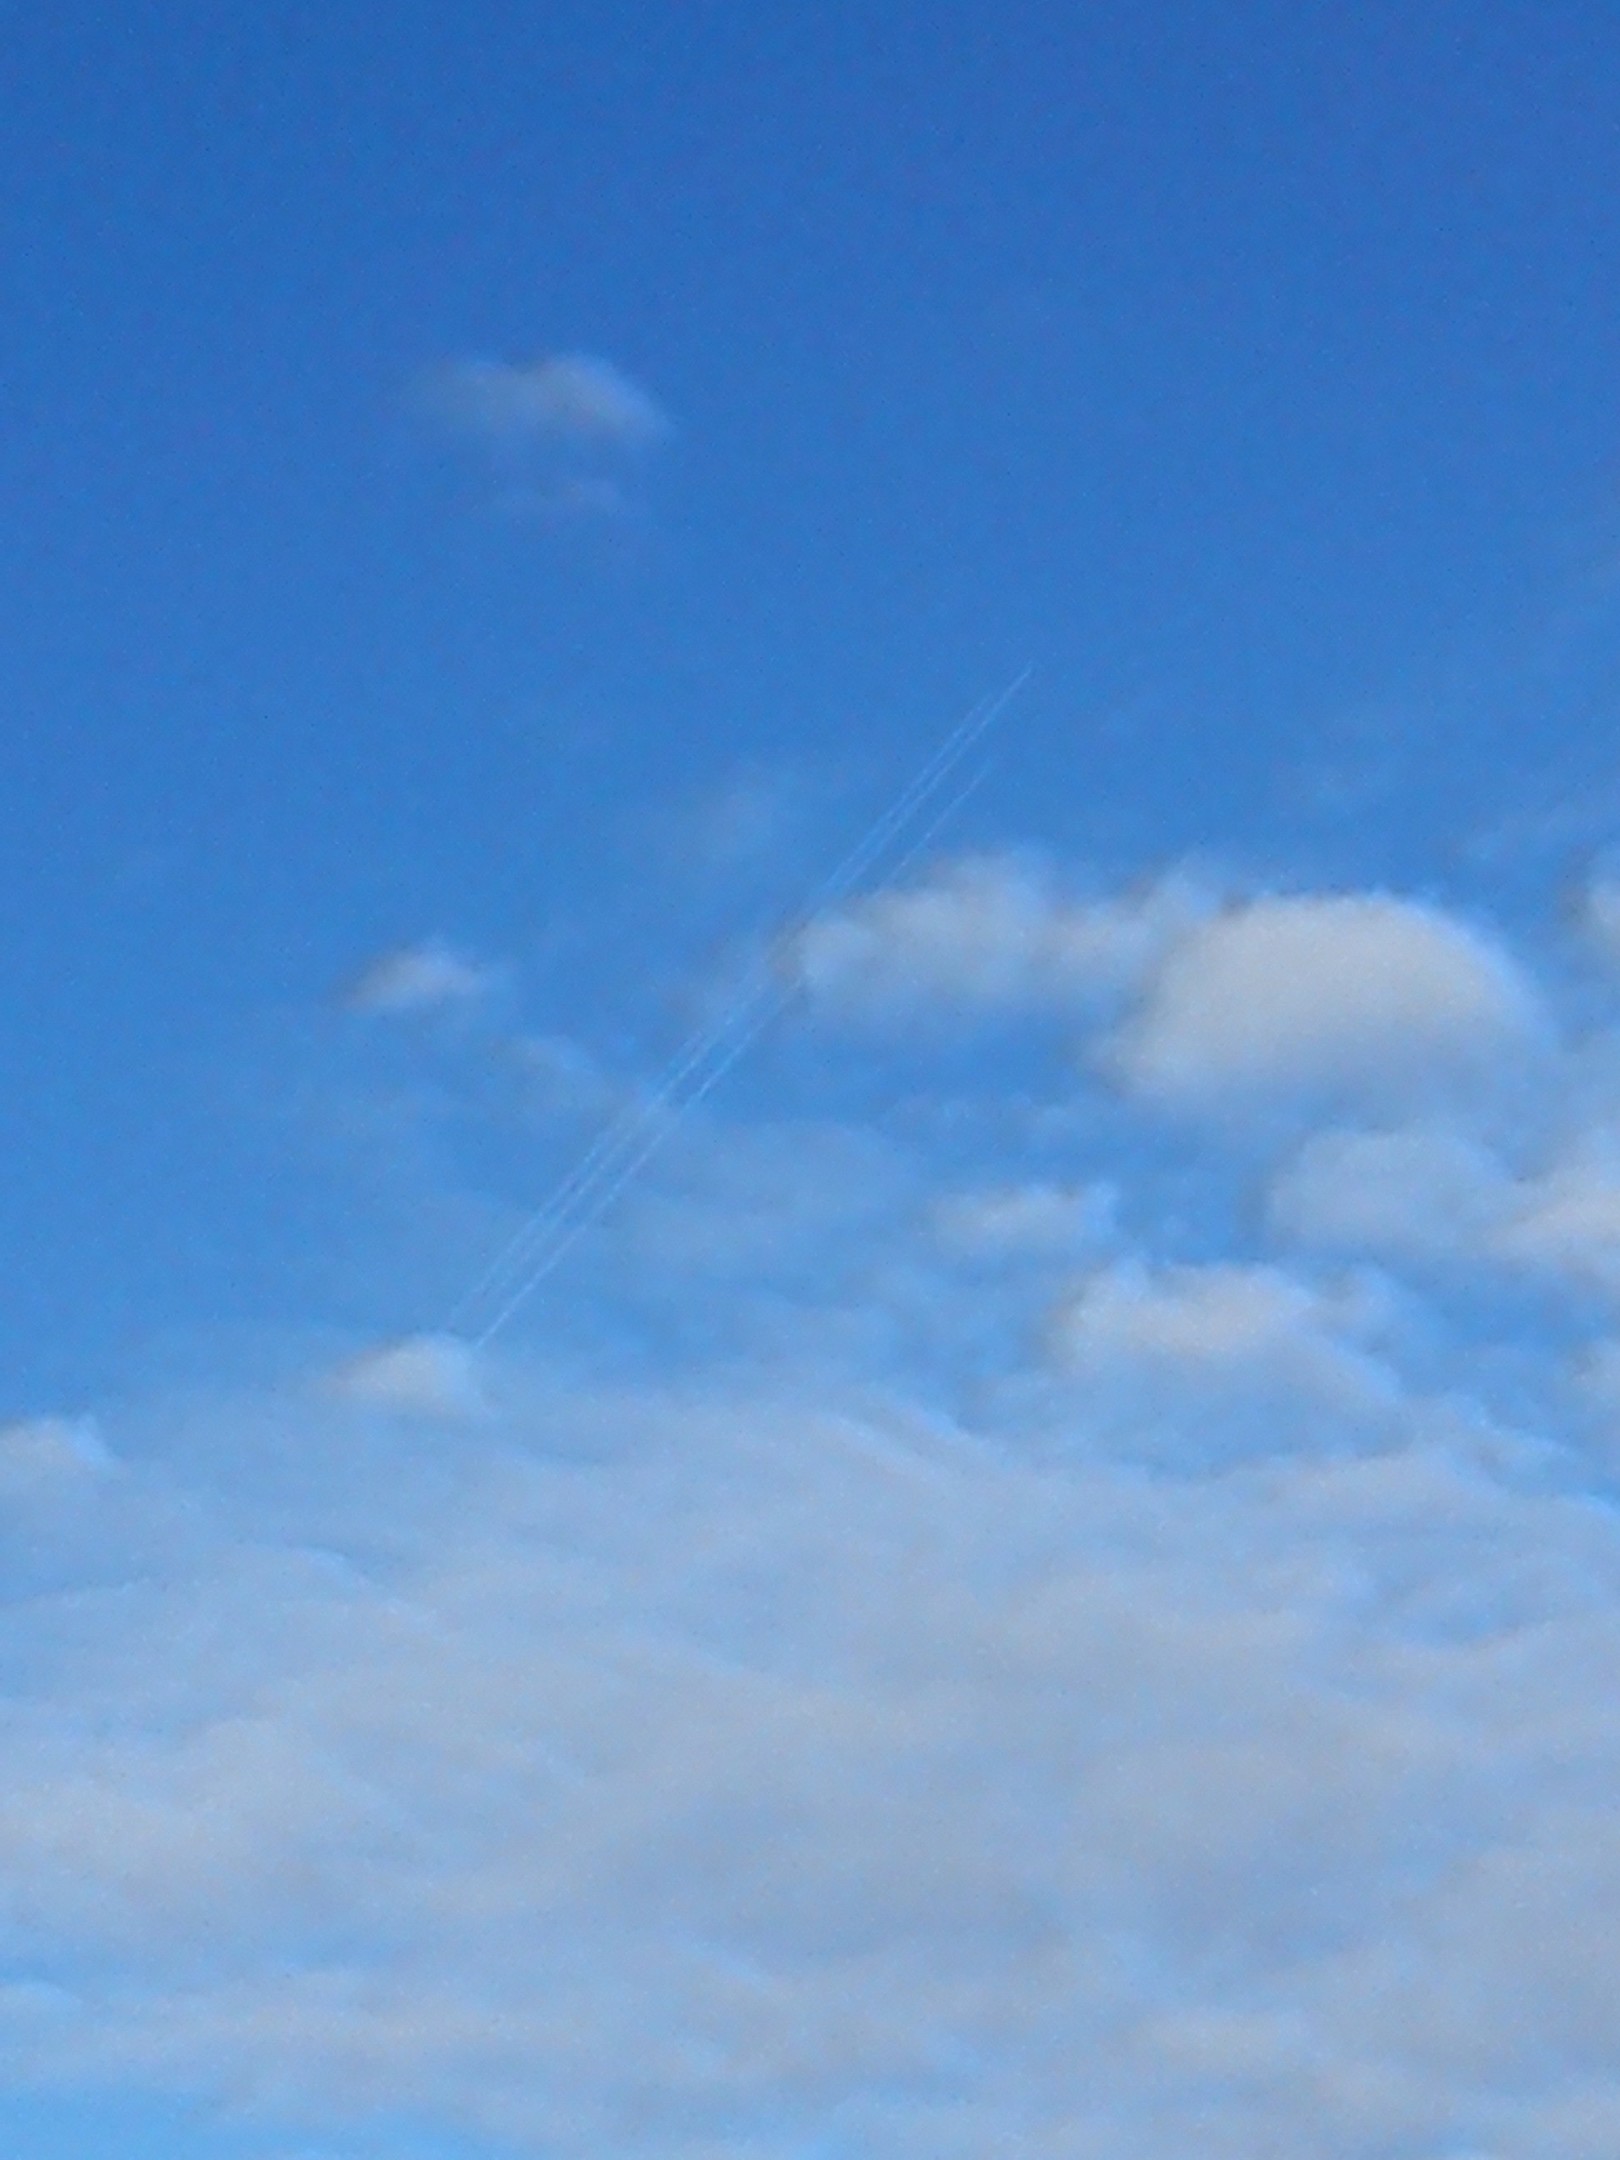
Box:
471;985;782;1342
443;684;1017;1332
453;683;1023;1342
442;980;766;1330
467;755;1001;1346
451;672;1029;1343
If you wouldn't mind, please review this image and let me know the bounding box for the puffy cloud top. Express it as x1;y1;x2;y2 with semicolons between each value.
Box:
1045;1260;1397;1463
1111;892;1542;1112
1272;1122;1620;1301
791;855;1201;1021
1583;876;1620;960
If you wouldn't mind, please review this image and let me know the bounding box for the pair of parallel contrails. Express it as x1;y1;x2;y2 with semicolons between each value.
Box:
445;671;1030;1347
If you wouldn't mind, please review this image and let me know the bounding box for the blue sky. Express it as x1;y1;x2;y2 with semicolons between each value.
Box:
9;4;1620;2156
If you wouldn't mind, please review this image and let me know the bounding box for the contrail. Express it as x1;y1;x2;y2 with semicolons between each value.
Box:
453;677;1026;1342
470;981;785;1344
449;670;1030;1345
467;760;1002;1346
446;697;1012;1330
444;679;1022;1334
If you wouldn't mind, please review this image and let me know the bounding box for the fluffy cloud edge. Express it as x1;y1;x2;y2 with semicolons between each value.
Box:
1106;890;1546;1116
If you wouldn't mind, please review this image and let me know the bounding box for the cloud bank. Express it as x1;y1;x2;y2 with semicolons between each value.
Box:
10;857;1620;2159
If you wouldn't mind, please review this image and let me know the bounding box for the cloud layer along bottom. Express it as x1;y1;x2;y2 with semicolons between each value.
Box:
10;859;1620;2160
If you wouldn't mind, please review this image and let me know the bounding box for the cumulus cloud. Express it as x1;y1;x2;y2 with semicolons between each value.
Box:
1109;891;1543;1114
422;353;669;449
343;939;498;1018
1269;1124;1513;1262
414;352;670;522
1042;1259;1399;1463
796;869;1545;1132
931;1179;1115;1260
1273;1120;1620;1303
1497;1133;1620;1292
790;854;1203;1022
3;1369;1620;2159
322;1334;486;1420
19;854;1620;2160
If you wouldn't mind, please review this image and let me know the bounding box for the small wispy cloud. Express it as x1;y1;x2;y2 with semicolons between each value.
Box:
1583;873;1620;960
423;353;670;450
415;351;670;523
343;939;499;1019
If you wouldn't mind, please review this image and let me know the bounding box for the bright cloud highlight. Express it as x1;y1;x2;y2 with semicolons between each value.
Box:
1111;891;1543;1113
790;853;1202;1021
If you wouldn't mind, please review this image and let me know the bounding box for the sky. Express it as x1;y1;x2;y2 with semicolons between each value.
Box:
8;2;1620;2154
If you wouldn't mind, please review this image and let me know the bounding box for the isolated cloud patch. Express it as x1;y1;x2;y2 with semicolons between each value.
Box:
1110;891;1542;1113
0;1415;109;1495
1582;874;1620;962
344;940;498;1018
424;354;669;449
1497;1135;1620;1291
416;352;670;522
932;1179;1115;1260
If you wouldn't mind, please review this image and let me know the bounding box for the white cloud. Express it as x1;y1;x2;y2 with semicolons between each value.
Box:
3;1373;1619;2158
0;1408;112;1529
1043;1259;1399;1463
932;1179;1115;1259
22;857;1620;2158
1273;1120;1620;1302
1494;1134;1620;1293
344;939;498;1018
791;855;1203;1023
423;354;669;449
322;1334;485;1419
1110;892;1543;1114
1576;1335;1620;1397
1269;1124;1512;1261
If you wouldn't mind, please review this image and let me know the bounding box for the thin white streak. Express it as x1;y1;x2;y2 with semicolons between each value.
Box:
448;673;1030;1345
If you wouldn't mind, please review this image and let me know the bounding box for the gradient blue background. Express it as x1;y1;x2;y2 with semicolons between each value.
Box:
6;9;1620;2154
8;0;1620;1399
